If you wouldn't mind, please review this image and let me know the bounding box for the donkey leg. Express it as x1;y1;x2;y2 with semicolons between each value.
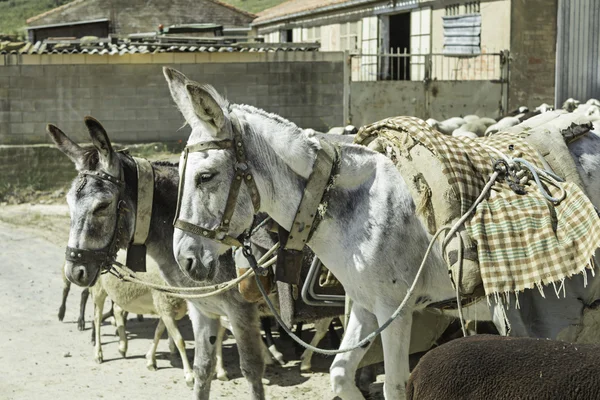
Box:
229;306;265;400
300;317;333;373
189;305;220;399
215;323;229;381
146;318;166;371
375;306;413;400
58;272;70;322
113;303;128;358
330;304;377;400
262;317;284;366
77;287;89;331
294;322;304;356
93;290;107;364
162;314;194;387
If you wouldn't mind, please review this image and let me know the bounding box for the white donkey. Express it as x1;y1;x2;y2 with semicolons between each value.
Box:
163;67;600;400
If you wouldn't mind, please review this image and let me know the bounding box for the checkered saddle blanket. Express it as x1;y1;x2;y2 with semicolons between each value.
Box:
354;116;600;298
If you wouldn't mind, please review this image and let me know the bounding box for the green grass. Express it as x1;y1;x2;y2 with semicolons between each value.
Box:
220;0;287;14
0;0;70;37
0;0;287;37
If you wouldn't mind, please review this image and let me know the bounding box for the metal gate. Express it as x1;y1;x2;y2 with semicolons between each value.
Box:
348;51;509;127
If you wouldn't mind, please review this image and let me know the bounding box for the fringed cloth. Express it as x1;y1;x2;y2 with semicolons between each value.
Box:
354;116;600;299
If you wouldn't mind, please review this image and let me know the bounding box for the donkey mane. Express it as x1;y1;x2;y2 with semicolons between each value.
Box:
232;103;298;132
80;147;100;170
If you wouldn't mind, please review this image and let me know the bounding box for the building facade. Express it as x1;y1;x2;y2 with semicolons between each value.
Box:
253;0;567;109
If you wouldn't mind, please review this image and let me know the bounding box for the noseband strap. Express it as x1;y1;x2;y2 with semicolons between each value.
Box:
173;114;260;246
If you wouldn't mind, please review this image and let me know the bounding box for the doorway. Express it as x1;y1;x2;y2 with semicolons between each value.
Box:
388;12;411;80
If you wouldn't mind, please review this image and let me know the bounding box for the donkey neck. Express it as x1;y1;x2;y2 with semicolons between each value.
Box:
236;107;320;230
238;115;449;300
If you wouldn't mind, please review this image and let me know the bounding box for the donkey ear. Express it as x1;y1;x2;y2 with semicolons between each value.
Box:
163;67;201;127
84;116;113;160
47;124;85;167
186;83;226;131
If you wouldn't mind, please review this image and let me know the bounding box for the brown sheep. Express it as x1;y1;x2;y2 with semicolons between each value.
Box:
407;335;600;400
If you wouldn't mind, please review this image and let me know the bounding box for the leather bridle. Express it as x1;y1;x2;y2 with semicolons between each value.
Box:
65;169;127;275
65;155;155;277
173;114;260;247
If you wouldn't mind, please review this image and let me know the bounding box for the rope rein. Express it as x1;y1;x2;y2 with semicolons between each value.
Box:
106;242;279;299
240;149;563;355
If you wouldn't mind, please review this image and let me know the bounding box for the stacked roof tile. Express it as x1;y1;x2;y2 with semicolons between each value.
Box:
0;37;319;55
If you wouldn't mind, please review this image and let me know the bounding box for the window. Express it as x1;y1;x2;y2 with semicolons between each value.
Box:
442;8;481;55
445;4;460;16
304;26;321;43
340;22;359;52
464;1;480;14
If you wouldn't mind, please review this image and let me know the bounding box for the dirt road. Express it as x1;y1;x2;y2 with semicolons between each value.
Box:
0;204;382;399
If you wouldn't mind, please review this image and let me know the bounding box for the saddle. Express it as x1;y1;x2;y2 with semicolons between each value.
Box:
355;112;600;300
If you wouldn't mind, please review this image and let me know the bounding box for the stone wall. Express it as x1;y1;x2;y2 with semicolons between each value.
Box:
0;52;345;145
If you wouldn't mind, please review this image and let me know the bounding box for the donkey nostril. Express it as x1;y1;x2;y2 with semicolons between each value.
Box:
184;258;194;273
76;267;86;284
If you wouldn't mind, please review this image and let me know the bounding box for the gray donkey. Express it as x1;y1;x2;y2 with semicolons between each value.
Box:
48;118;273;399
49;117;465;399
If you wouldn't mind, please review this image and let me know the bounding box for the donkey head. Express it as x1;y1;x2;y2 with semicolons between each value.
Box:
163;67;255;282
48;118;135;287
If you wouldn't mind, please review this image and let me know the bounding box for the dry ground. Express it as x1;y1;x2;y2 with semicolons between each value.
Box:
0;203;384;400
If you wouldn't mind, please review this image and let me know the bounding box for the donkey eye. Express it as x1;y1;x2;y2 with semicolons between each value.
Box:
196;173;216;186
93;202;110;214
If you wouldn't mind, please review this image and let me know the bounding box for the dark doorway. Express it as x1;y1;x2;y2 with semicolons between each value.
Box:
388;13;411;80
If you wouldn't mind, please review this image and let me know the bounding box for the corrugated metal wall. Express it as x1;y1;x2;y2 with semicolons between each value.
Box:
555;0;600;106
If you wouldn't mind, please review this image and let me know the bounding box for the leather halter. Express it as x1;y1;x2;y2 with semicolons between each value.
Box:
65;168;126;273
173;115;260;247
65;156;155;274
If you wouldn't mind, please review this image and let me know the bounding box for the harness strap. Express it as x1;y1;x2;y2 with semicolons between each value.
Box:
285;140;337;251
174;219;243;247
173;113;260;245
131;157;154;245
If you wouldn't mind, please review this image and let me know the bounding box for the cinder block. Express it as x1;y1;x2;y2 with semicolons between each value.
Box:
151;53;175;64
129;54;153;64
85;55;109;65
0;111;22;123
173;53;196;64
0;66;20;77
88;109;114;121
113;108;138;120
209;53;242;63
108;54;132;64
9;122;36;135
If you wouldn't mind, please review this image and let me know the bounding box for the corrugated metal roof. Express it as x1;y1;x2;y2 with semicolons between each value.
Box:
0;37;319;55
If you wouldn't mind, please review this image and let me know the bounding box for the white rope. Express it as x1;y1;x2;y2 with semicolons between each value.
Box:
248;171;501;355
109;242;279;299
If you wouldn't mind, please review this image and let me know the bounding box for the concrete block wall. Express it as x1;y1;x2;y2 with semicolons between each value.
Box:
0;145;76;190
0;52;345;145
